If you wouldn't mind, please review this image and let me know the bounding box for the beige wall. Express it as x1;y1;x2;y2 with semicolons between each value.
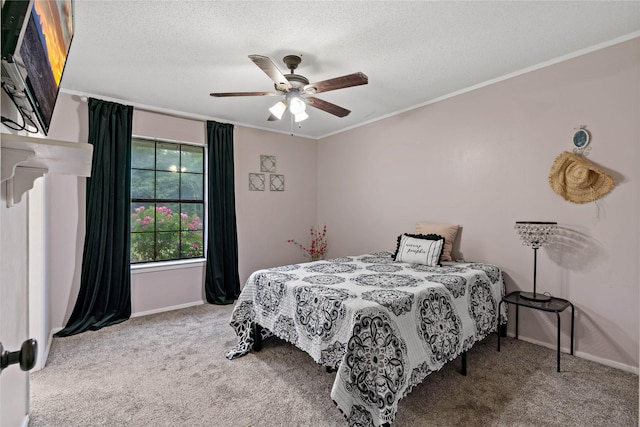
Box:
234;126;318;281
318;38;640;371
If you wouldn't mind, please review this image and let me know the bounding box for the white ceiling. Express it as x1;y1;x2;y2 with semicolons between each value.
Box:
61;1;640;139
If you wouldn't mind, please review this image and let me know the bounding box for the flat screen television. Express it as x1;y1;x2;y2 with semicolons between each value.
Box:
1;0;74;135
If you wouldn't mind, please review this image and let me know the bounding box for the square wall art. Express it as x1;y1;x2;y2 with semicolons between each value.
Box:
249;173;265;191
260;155;276;173
270;174;284;191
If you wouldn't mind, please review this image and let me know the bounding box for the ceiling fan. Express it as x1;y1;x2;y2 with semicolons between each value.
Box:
210;54;368;123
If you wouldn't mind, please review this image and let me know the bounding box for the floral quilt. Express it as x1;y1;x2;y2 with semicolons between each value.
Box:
226;251;507;426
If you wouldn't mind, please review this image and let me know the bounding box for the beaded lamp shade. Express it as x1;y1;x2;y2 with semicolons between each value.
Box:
515;221;558;302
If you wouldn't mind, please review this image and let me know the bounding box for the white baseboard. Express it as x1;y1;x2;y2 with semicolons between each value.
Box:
507;333;639;375
21;415;29;427
131;300;205;318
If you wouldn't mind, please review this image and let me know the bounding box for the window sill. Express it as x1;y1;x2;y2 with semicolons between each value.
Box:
131;258;205;275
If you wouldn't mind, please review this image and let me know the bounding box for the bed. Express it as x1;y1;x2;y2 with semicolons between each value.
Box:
226;249;506;426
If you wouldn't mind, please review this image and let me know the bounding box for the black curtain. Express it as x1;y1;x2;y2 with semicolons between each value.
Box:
56;98;133;337
204;121;240;304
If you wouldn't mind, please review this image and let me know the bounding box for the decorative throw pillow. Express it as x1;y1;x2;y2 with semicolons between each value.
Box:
394;233;444;266
393;233;443;259
415;223;460;262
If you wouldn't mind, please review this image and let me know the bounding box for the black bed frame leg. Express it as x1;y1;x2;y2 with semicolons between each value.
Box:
253;323;263;352
499;323;508;337
460;351;467;376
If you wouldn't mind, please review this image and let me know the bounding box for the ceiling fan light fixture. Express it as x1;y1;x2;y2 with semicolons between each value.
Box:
294;111;309;123
269;101;287;120
210;54;367;123
287;93;307;115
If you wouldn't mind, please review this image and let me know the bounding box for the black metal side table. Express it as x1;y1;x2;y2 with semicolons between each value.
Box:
497;291;574;372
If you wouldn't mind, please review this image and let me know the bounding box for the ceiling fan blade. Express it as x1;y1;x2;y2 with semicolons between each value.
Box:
249;54;292;91
210;91;277;97
306;96;351;118
304;72;368;94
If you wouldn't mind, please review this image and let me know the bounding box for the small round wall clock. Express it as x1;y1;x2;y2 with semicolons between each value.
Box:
573;128;590;149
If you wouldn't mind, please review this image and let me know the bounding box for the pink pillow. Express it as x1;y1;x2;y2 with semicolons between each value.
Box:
415;222;460;261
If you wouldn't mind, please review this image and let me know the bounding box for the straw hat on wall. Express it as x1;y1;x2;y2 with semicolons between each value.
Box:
548;151;615;204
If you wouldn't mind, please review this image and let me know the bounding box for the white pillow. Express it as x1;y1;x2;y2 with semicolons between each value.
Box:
394;234;444;266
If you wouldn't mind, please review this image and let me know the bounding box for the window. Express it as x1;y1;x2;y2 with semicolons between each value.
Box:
130;138;205;263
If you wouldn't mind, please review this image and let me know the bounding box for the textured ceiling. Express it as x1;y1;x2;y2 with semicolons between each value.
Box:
61;1;640;139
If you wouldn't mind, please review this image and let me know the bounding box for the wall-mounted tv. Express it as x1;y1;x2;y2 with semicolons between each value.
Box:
1;0;74;135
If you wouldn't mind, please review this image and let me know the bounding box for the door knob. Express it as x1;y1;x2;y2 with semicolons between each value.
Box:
0;339;38;374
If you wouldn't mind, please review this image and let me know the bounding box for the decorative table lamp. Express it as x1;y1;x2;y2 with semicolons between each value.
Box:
514;221;558;302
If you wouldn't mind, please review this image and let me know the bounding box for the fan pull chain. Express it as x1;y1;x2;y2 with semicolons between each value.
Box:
290;112;294;136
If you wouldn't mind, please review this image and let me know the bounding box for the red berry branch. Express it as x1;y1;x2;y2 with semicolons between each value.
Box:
288;225;328;261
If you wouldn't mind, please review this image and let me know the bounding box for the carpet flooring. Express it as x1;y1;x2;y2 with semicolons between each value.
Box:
29;303;638;426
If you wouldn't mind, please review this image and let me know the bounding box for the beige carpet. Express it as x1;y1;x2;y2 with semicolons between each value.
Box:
29;303;638;426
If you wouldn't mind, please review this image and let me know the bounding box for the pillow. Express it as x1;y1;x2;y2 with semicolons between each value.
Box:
394;233;444;266
393;233;443;259
415;222;460;262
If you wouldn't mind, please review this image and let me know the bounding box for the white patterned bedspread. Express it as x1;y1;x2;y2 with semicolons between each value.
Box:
226;251;507;426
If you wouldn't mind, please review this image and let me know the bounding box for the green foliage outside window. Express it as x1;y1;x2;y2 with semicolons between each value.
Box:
130;138;205;263
131;204;204;262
